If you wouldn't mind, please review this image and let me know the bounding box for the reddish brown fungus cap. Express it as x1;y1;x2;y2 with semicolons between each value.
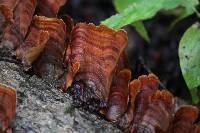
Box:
64;23;128;101
0;84;16;131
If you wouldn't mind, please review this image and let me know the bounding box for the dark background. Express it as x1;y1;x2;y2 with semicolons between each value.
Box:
59;0;200;103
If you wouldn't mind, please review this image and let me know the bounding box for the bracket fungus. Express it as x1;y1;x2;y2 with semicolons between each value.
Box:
192;125;200;133
106;69;131;122
25;16;68;78
116;75;199;133
15;16;50;70
170;105;199;133
0;84;16;133
0;0;20;34
0;0;37;50
63;23;128;110
106;51;131;122
16;15;73;78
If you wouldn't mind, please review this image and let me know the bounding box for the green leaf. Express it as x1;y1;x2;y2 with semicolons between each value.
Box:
169;9;194;30
113;0;150;42
179;24;200;104
163;0;198;11
101;0;199;29
132;21;150;42
102;0;165;29
166;0;199;29
113;0;198;12
113;0;134;12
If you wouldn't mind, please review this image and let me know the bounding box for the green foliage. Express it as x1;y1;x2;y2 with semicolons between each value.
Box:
113;0;151;42
169;9;194;30
179;24;200;104
132;21;150;42
101;0;198;29
168;0;199;29
163;0;198;11
104;0;165;41
102;0;165;29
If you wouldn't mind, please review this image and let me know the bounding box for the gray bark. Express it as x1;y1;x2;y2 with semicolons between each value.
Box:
0;61;122;133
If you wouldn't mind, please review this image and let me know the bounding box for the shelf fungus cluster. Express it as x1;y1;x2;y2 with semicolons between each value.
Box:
0;0;199;133
0;0;72;79
63;23;200;133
